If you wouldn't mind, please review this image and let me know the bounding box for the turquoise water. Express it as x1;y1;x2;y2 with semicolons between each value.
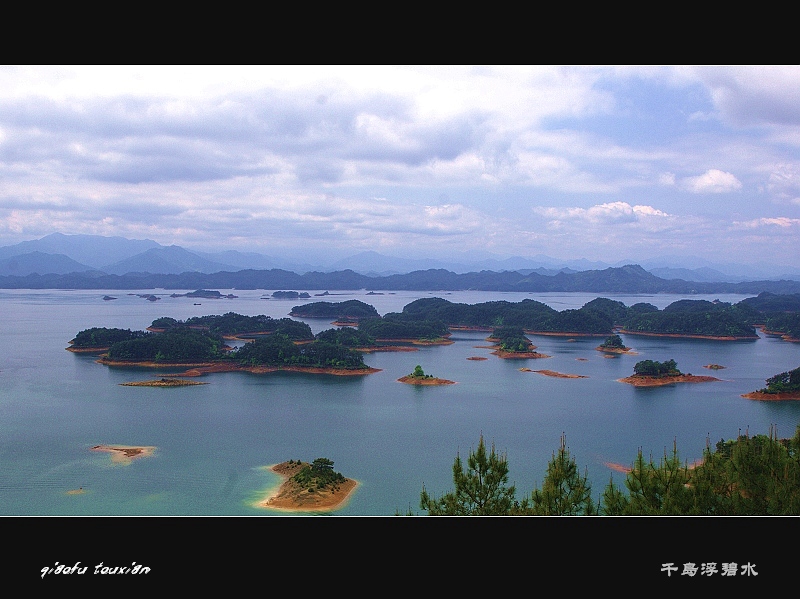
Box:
2;288;799;516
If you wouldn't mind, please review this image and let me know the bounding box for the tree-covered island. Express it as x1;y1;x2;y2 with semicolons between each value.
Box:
257;457;358;512
595;334;634;354
70;292;800;380
397;364;455;386
618;359;721;387
73;314;381;376
486;326;550;359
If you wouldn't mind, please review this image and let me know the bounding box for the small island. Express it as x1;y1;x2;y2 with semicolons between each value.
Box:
487;326;551;359
256;458;358;512
595;334;636;354
90;444;156;464
618;359;720;387
742;365;800;401
398;365;455;386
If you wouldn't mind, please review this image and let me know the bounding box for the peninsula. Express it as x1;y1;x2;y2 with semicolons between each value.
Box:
742;365;800;401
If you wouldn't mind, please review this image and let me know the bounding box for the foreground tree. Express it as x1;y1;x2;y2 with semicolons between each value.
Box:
420;434;518;515
522;435;597;515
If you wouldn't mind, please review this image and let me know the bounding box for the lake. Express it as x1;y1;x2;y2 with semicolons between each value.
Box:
2;288;799;516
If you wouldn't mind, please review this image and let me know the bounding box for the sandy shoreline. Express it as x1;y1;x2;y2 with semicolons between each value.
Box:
523;369;588;378
255;461;359;512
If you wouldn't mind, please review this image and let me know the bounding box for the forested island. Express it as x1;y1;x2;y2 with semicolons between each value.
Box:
69;291;800;383
71;315;377;375
257;458;357;512
617;359;721;387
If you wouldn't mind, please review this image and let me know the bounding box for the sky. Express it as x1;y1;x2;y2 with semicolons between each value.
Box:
1;65;799;268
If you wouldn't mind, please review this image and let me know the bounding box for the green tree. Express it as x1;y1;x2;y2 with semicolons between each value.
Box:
420;434;518;515
524;435;597;515
601;441;694;515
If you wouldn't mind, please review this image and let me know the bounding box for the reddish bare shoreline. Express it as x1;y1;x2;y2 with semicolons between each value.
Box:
617;329;758;341
397;375;456;386
66;346;109;353
491;348;551;359
618;374;721;387
742;391;800;401
96;358;381;377
595;346;637;354
449;325;607;337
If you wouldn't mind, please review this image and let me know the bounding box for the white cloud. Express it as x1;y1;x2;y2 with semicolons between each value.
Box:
680;169;742;193
534;201;670;226
734;217;800;229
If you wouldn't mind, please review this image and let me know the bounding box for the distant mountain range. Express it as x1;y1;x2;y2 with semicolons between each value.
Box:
0;233;799;294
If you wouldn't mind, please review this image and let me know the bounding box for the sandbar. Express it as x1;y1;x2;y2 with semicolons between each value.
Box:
91;444;156;464
120;378;207;387
398;375;456;385
529;369;588;379
256;461;359;512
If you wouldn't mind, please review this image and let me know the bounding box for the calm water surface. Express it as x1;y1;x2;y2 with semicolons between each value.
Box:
2;288;799;515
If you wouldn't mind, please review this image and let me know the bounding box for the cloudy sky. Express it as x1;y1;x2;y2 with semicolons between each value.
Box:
1;65;799;267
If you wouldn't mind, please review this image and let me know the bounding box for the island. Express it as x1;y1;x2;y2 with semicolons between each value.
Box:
256;458;358;512
90;444;156;464
618;359;721;387
595;334;636;354
74;318;382;377
398;365;455;386
486;326;551;359
170;289;238;299
742;365;800;401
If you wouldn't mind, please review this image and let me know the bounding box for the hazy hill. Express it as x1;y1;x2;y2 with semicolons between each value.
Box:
0;232;161;268
100;245;239;275
0;251;96;276
1;232;800;282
